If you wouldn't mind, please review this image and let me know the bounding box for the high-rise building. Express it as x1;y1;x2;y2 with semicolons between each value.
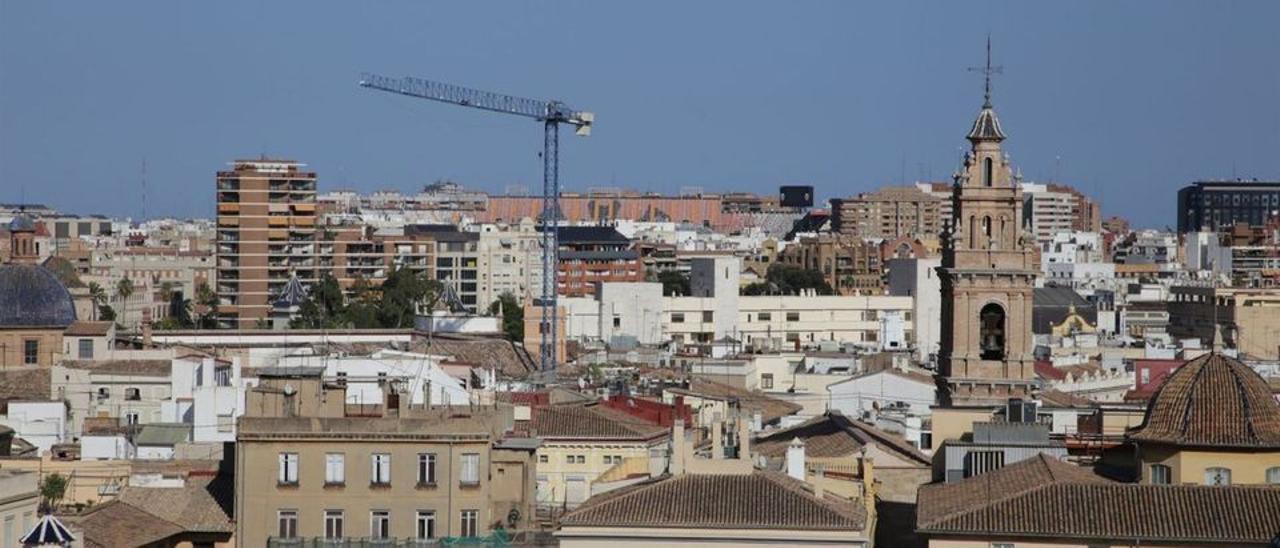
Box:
1021;182;1102;245
937;88;1038;406
829;186;944;240
1176;180;1280;233
215;159;318;328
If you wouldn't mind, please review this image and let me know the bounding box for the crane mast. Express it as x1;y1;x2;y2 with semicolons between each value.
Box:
359;73;593;373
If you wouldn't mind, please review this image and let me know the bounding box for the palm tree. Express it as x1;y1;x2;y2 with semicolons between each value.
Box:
195;282;218;328
87;282;106;321
115;277;135;301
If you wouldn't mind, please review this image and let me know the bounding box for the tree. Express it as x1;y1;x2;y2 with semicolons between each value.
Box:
97;304;116;323
741;264;833;296
378;268;440;329
115;277;135;301
194;282;218;329
39;473;68;512
656;270;690;297
88;282;107;321
291;274;346;329
488;292;524;341
44;257;85;288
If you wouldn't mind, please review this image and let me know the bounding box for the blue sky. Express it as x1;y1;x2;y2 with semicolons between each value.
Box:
2;1;1277;228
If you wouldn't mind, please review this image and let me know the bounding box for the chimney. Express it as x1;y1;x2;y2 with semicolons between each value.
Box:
671;420;687;476
711;421;723;459
141;308;153;347
737;414;751;462
814;464;826;500
786;438;806;481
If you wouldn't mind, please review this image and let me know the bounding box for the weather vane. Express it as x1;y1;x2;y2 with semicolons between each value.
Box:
968;34;1003;107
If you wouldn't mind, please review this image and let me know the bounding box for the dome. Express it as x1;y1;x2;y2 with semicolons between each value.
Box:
966;105;1006;142
0;264;77;328
6;215;35;232
1129;352;1280;449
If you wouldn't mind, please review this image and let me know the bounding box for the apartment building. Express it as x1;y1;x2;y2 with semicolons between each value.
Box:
1176;179;1280;233
1021;182;1103;244
1167;286;1280;359
318;222;436;292
476;221;544;305
215;159;318;328
829;186;944;239
556;226;643;297
235;369;536;546
91;246;214;299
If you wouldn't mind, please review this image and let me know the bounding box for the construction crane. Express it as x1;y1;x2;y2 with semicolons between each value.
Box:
359;72;594;372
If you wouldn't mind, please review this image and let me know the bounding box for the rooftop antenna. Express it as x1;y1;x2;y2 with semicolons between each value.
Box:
967;34;1003;108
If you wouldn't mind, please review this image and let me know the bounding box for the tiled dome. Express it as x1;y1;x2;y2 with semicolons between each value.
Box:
1129;352;1280;448
0;264;77;328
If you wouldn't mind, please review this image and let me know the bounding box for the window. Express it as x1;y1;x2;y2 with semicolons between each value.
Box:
1204;467;1232;486
324;510;344;539
325;453;345;485
983;157;993;187
370;510;390;539
125;412;139;426
761;373;774;390
371;454;391;485
277;510;298;539
538;454;548;464
96;387;109;400
460;509;479;538
216;414;234;433
278;453;299;485
125;387;141;401
757;312;771;321
964;450;1005;478
1267;467;1280;485
671;312;684;323
461;453;480;485
214;366;231;387
23;340;38;365
1149;464;1171;485
612;316;621;328
786;312;800;322
416;510;436;539
418;453;437;485
78;339;94;359
702;311;713;322
979;303;1006;360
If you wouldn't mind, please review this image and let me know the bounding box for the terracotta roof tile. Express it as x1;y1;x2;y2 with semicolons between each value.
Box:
115;477;233;533
562;471;866;531
753;412;930;465
528;404;667;440
62;359;172;377
917;455;1280;544
1128;352;1280;448
73;500;184;548
0;369;50;402
668;379;802;423
64;321;112;337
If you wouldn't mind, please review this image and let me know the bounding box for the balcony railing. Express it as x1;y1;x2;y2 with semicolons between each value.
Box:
267;538;482;547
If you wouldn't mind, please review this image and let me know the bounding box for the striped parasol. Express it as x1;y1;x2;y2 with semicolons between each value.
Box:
20;514;74;547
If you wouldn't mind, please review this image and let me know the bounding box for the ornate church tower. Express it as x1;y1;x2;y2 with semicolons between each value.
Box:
937;43;1038;406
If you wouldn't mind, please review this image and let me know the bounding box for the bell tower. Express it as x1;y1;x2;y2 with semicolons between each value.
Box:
937;40;1038;406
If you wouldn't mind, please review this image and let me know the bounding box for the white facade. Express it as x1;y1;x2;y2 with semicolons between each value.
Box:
81;433;133;460
274;350;471;407
1021;182;1077;245
665;294;913;351
887;257;941;363
596;282;664;347
476;220;544;304
826;369;936;418
2;402;67;455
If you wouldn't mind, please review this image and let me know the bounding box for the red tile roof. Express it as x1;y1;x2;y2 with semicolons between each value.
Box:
1128;352;1280;448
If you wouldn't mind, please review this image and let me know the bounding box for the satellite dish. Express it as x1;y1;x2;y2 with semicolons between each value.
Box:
283;384;296;396
507;508;520;527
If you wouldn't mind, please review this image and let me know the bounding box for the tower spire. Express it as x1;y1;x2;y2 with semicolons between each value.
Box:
969;34;1002;108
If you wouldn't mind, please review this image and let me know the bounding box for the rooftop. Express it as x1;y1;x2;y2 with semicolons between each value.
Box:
667;379;802;424
62;359;172;377
1128;352;1280;449
917;454;1280;545
525;404;667;441
0;264;77;328
561;471;866;531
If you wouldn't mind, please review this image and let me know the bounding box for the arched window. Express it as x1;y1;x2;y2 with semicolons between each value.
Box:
983;157;994;187
979;303;1006;360
981;217;992;249
1267;467;1280;485
968;216;977;249
1149;464;1171;485
1204;467;1231;486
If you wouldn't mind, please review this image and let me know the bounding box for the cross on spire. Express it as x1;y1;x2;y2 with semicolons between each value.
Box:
968;35;1003;108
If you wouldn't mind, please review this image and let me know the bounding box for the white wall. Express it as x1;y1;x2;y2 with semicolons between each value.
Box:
3;402;67;455
275;350;470;407
827;370;935;418
887;257;941;363
81;434;133;460
598;282;664;346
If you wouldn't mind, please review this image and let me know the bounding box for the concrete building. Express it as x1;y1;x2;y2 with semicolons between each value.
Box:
1176;179;1280;233
1021;182;1102;244
234;369;537;545
215;159;318;328
830;185;944;240
886;257;942;362
556;226;643;297
483;191;730;229
1167;286;1280;359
